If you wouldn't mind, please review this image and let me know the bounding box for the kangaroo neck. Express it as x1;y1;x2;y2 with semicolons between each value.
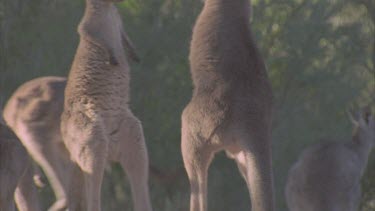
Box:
84;0;111;15
204;0;250;19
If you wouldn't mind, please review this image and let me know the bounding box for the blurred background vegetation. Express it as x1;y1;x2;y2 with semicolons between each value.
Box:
0;0;374;210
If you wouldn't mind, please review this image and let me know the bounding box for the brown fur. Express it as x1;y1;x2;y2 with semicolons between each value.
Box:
3;76;80;211
61;0;151;210
285;112;375;211
181;0;275;210
0;119;40;211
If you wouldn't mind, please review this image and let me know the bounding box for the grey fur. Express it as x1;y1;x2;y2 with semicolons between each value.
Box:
61;0;151;210
285;112;375;211
181;0;275;210
4;76;79;211
0;119;40;211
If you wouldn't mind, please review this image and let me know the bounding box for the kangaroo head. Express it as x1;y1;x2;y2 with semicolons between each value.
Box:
349;109;375;148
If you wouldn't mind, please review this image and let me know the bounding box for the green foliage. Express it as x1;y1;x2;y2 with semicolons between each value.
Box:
1;0;374;210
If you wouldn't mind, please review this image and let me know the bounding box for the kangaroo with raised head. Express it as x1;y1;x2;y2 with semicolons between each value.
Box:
285;111;375;211
61;0;151;210
0;115;40;211
3;76;79;211
181;0;275;210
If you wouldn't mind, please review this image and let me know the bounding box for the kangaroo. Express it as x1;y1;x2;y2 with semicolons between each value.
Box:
3;76;79;211
181;0;275;210
285;111;375;211
0;115;40;211
61;0;152;210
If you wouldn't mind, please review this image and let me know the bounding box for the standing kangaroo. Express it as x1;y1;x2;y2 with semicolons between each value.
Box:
61;0;152;210
285;111;375;211
0;115;40;211
181;0;275;211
